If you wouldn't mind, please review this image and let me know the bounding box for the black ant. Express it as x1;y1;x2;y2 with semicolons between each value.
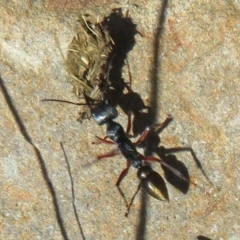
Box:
80;93;193;216
42;88;194;217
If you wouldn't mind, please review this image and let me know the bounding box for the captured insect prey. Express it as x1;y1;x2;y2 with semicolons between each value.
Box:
65;14;114;120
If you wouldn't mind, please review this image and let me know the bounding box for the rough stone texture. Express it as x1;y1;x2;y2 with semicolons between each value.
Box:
0;1;239;240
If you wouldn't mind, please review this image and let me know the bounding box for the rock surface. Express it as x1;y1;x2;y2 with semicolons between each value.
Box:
0;1;239;239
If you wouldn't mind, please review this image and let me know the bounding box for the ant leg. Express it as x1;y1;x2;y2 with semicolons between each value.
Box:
116;160;131;186
161;146;212;184
125;182;142;217
95;136;115;145
95;138;120;160
152;115;173;133
97;150;120;160
134;126;152;146
145;156;195;185
95;136;121;161
125;112;132;136
83;150;121;168
116;160;131;215
135;115;172;146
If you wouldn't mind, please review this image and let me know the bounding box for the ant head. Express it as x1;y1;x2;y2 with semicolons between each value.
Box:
91;102;118;125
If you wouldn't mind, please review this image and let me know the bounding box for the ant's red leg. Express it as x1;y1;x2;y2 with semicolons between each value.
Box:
125;182;142;217
97;150;120;160
116;160;131;186
145;156;194;184
83;150;120;168
95;136;120;160
95;136;115;145
135;116;173;146
134;126;152;146
125;112;132;136
116;160;131;215
152;115;173;132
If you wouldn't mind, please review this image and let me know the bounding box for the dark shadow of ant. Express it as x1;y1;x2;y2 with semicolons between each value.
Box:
138;117;212;195
102;4;211;240
102;8;153;136
197;235;213;240
102;5;211;224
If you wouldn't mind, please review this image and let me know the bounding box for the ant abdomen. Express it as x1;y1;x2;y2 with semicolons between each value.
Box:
137;166;169;201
